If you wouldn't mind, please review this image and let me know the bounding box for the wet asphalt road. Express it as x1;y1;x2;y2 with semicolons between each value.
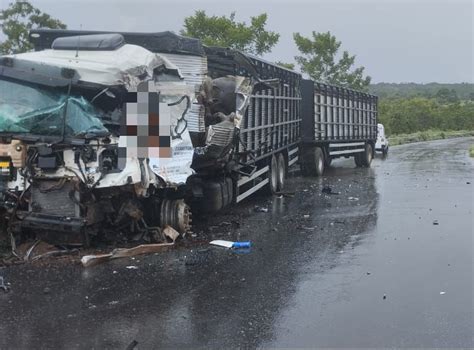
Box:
0;137;473;349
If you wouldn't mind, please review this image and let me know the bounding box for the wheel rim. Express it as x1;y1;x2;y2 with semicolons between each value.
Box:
160;199;191;234
317;155;323;174
278;157;285;188
271;157;278;191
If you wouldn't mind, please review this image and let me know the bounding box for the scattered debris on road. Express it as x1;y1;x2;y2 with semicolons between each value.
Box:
16;240;80;262
163;226;180;242
185;249;211;266
433;220;439;225
440;291;446;295
80;226;179;267
0;276;9;292
24;240;41;261
210;240;251;249
254;206;269;213
81;242;175;267
322;185;340;195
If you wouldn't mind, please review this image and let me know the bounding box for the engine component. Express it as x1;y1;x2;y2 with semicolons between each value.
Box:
208;77;238;115
0;158;11;179
99;147;119;172
160;199;191;234
81;146;97;164
191;177;233;213
30;179;80;217
206;120;235;148
37;156;57;169
0;140;26;168
113;198;143;224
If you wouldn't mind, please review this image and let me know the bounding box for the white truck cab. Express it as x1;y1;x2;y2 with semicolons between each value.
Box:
375;123;389;156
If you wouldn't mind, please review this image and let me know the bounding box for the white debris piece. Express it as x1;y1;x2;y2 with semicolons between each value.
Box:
210;240;234;248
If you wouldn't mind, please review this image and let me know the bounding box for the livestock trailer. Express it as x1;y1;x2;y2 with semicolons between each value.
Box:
300;80;378;176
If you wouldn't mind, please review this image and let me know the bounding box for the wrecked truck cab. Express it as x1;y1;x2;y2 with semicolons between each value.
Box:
0;34;194;245
191;75;252;172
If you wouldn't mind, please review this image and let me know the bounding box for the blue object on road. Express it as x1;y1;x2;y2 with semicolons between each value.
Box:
232;241;251;249
210;240;252;249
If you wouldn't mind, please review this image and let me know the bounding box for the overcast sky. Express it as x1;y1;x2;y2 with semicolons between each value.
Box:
1;0;472;83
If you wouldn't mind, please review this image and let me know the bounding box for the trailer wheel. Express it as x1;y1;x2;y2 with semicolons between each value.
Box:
267;154;279;194
277;153;286;191
354;153;363;167
324;156;332;167
361;143;373;167
301;147;324;177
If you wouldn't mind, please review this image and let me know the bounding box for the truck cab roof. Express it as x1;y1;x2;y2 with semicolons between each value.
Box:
1;37;180;88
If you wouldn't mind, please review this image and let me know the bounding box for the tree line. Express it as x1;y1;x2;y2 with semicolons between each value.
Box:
372;83;474;135
379;98;473;135
370;83;474;101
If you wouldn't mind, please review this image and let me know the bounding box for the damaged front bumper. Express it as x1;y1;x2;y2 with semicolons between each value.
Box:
14;211;86;233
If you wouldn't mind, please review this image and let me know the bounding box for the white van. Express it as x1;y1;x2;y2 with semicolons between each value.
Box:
375;123;389;155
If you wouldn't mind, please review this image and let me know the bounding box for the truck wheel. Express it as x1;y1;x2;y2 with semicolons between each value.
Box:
361;143;373;167
277;153;286;191
315;148;325;176
324;156;332;167
354;153;362;167
267;154;279;194
301;147;324;177
160;199;192;235
382;145;388;157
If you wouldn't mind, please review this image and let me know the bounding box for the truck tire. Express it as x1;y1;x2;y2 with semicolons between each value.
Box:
301;147;324;177
160;199;192;234
382;145;389;157
277;153;286;191
354;153;363;167
361;143;373;167
324;155;332;167
267;154;279;194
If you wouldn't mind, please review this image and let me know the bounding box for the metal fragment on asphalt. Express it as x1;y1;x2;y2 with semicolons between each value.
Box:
0;276;9;292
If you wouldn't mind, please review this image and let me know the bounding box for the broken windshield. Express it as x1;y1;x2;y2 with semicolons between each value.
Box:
0;78;108;138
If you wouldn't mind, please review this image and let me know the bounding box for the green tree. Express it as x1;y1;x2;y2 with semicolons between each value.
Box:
435;88;458;104
181;10;279;55
293;31;371;91
0;1;66;55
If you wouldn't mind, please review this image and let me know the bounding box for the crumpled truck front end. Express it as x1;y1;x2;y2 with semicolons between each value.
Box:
0;35;195;246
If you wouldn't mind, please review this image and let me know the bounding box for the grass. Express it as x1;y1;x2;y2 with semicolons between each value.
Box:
469;145;474;157
389;129;474;146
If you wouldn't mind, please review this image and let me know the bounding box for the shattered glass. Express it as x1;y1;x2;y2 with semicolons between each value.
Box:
0;79;108;137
